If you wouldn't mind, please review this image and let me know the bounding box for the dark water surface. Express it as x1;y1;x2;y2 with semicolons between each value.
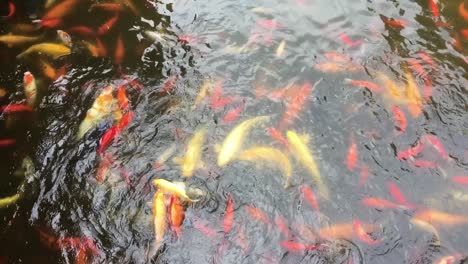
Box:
0;0;467;263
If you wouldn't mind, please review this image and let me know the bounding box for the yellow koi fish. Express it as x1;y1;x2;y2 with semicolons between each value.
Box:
152;191;166;252
0;193;21;208
17;43;71;59
410;218;440;246
23;72;37;107
77;86;115;139
218;115;270;167
0;34;42;47
404;71;423;118
181;128;207;177
377;72;406;104
238;146;292;187
192;79;212;109
287;130;328;199
276;40;286;57
152;179;198;202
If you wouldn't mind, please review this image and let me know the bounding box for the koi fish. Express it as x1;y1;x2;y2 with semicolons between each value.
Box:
391;106;407;134
23;72;37;107
0;193;20;208
275;215;291;238
0;104;33;113
98;126;119;154
118;111;133;130
413;209;468;226
192;217;218;238
344;79;382;93
346;137;358;171
41;19;63;28
238;146;292;187
404;71;423;118
68;26;96;37
117;86;129;110
114;33;124;65
280;241;318;252
152;191;166;252
361;197;404;209
434;255;464;264
300;185;320;212
222;104;244;124
117;0;140;16
257;19;282;30
180;127;206;177
318;223;355;240
42;0;81;20
378;72;405;104
169;196;184;239
353;219;380;245
74;244;88;264
217;115;270;167
387;182;416;209
314;62;347;73
452;176;468;187
245;205;270;225
276;40;286;57
411;159;437;169
339;33;363;47
77;86;115;139
397;142;424;160
287;130;328;199
422;134;449;160
224;195;234;234
0;139;16;147
277;82;312;131
358;165;370;186
383;18;407;28
95;154;113;182
0;34;42;46
57;30;72;47
407;59;427;77
293;224;317;242
459;2;468;21
192;79;212;109
267;127;288;149
17;43;71;59
144;30;168;43
209;81;238;109
416;52;435;67
95;38;107;57
91;3;124;12
39;59;65;80
97;15;120;35
429;0;439;18
410;218;440;245
152;179;199;202
6;2;15;18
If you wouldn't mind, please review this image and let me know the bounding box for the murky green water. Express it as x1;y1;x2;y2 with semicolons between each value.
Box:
0;0;467;263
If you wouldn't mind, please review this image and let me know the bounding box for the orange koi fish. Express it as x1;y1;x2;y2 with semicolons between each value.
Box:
417;52;435;67
410;159;437;169
275;215;291;238
323;51;353;62
23;72;37;107
346;137;358;171
118;111;133;130
98;126;119;154
267;127;289;149
117;86;129;110
96;154;113;182
422;134;449;160
98;15;119;35
344;79;382;93
434;254;464;264
277;82;312;131
361;197;404;209
77;86;114;139
224;195;234;234
408;59;427;77
292;224;317;242
429;0;439;18
169;196;184;239
267;84;301;102
0;104;33;113
222;104;244;124
452;176;468;188
358;165;370;186
43;0;81;20
95;38;107;57
314;62;347;73
68;26;96;37
245;205;270;225
391;106;407;134
74;244;88;264
353;219;380;245
280;241;319;252
387;182;416;209
39;60;65;80
397;142;424;160
383;18;407;28
192;217;218;238
0;139;15;147
153;191;167;251
413;209;468;226
339;33;363;47
91;3;124;12
459;2;468;20
41;19;63;28
209;81;236;109
318;223;354;240
300;185;320;212
404;71;423;118
114;33;124;65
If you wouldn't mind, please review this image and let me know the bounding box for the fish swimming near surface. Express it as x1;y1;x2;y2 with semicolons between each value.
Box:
169;196;184;239
0;34;42;47
77;86;115;139
217;115;270;167
152;179;199;202
42;0;82;21
152;191;167;253
17;43;71;59
57;30;72;47
179;127;207;177
23;71;37;107
287;130;328;198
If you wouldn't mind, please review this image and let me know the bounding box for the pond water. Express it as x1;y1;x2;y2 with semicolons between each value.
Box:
0;0;467;263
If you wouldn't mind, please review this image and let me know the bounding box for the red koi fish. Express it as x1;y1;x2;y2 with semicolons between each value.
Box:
114;33;124;65
417;52;435;67
411;159;437;169
96;38;107;57
275;215;291;238
0;104;33;113
41;19;63;28
160;75;177;95
280;241;319;252
267;127;289;149
408;59;427;77
0;139;15;147
81;237;101;256
117;86;129;110
361;197;404;209
68;26;97;37
224;195;234;234
6;2;15;18
118;111;134;130
91;3;124;12
209;81;238;109
387;182;416;209
397;142;424;160
74;244;88;264
222;104;244;124
277;82;312;131
192;217;218;238
178;35;198;44
346;137;358;171
383;18;407;28
423;78;432;100
452;176;468;187
98;126;120;154
461;29;468;40
391;106;407;134
429;0;439;17
344;79;382;93
43;0;81;20
423;134;449;160
170;196;184;239
353;219;380;245
300;185;320;212
459;2;468;20
98;15;119;35
257;19;282;30
245;205;270;225
358;165;370;186
339;33;363;47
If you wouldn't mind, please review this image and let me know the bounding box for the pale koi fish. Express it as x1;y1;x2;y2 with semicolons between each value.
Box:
77;86;115;139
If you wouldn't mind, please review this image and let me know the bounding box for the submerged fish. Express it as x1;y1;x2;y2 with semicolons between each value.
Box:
0;34;42;46
413;209;468;226
192;79;212;109
180;128;207;177
17;43;71;59
152;179;199;202
169;196;184;239
152;191;166;252
23;72;37;107
238;146;292;187
404;71;423;118
42;0;81;20
287;130;328;198
217;116;270;167
0;193;21;208
57;30;72;47
77;86;115;139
